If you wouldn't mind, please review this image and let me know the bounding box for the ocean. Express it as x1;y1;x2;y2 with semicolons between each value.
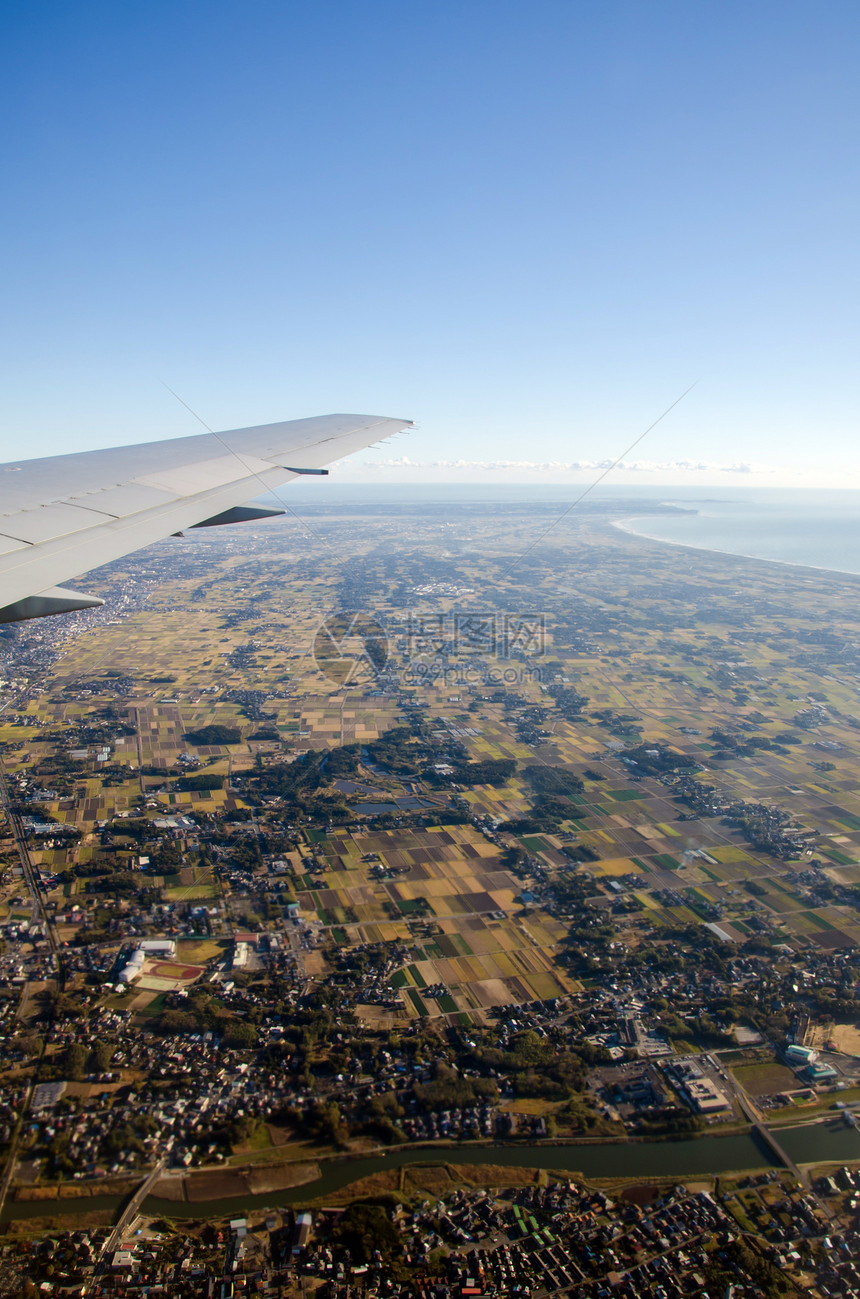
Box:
614;488;860;577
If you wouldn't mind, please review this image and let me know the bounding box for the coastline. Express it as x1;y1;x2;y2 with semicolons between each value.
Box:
612;514;860;581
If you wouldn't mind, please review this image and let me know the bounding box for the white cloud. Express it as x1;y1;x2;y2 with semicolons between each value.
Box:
325;452;860;488
347;455;770;475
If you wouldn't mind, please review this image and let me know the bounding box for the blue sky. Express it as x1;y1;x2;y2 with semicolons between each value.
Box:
2;1;858;485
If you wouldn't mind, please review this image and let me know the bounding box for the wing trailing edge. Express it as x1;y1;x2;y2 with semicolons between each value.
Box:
0;412;412;622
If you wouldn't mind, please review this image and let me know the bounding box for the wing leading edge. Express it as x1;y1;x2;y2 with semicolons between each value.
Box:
0;412;412;622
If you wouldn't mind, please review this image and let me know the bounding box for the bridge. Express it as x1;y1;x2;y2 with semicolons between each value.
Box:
721;1060;806;1185
751;1120;803;1183
97;1158;167;1268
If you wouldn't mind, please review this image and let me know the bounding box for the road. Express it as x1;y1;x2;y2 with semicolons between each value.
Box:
133;707;146;795
0;1076;37;1226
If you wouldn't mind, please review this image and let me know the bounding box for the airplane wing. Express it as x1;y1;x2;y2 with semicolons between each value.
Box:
0;412;412;623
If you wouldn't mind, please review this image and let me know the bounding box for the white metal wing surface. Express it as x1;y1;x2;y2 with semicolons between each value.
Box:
0;412;412;622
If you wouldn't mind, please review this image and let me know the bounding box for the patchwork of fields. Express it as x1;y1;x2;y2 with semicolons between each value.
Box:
295;824;573;1019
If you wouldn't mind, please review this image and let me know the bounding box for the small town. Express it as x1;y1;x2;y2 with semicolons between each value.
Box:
5;1169;860;1296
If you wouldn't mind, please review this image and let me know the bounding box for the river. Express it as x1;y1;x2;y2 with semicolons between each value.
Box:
5;1122;860;1224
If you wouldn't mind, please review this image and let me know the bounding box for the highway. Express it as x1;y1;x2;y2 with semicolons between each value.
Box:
0;753;62;1224
0;754;59;959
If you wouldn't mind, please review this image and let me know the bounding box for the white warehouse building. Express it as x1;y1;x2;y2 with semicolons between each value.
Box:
138;939;176;956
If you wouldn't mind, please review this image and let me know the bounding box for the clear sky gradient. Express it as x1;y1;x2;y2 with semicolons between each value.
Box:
2;2;858;485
